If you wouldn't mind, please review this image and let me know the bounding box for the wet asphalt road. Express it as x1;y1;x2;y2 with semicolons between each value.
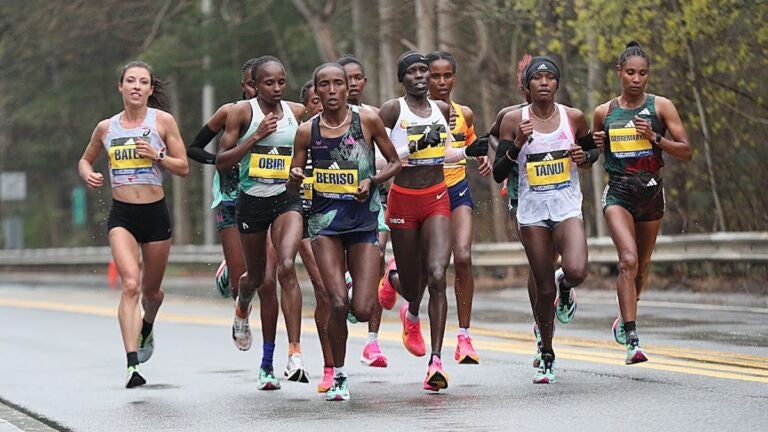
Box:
0;276;766;431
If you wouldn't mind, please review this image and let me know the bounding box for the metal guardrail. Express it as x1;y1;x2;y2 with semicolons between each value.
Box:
0;232;766;267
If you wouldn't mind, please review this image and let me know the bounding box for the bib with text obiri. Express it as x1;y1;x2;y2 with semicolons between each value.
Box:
249;146;291;183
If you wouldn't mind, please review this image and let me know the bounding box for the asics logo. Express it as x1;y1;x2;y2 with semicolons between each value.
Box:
241;222;249;230
389;217;405;224
436;191;447;200
459;188;469;197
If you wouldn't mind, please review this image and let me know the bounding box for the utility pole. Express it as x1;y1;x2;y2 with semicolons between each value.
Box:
201;0;215;245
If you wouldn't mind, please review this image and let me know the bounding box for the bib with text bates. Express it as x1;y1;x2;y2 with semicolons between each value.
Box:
526;150;571;192
406;124;447;166
249;146;292;183
109;137;153;174
313;160;359;200
609;120;653;159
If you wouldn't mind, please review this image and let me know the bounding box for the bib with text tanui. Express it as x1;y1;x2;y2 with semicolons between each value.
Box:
406;124;447;166
526;150;571;192
249;146;292;183
609;120;653;159
313;160;359;200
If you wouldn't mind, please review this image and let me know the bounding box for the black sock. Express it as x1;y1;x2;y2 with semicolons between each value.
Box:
127;352;139;368
624;321;637;333
141;319;153;339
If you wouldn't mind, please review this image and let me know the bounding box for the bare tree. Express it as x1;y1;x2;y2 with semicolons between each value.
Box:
291;0;338;62
378;1;397;103
416;0;436;52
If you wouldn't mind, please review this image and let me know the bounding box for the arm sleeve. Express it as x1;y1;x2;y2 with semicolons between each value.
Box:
187;125;219;165
493;139;517;184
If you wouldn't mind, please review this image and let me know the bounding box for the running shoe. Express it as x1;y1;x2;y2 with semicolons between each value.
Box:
232;303;252;351
423;355;449;392
137;330;154;364
257;367;281;390
125;365;146;389
215;260;230;298
361;341;389;368
346;272;358;323
454;334;480;365
399;302;426;357
378;257;398;310
613;316;626;345
554;268;577;324
284;353;309;383
317;367;334;393
533;352;556;384
532;324;543;368
326;375;350;401
625;331;648;365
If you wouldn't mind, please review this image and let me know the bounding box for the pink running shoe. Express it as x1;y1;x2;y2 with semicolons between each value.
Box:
400;303;426;357
423;355;449;392
454;334;480;364
361;341;389;368
378;258;398;310
317;367;334;393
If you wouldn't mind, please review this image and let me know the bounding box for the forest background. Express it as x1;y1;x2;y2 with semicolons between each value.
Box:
1;0;766;249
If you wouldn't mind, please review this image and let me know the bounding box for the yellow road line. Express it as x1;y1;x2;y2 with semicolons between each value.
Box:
2;298;766;384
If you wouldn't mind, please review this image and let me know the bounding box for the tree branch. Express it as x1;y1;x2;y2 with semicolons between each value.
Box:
141;0;172;51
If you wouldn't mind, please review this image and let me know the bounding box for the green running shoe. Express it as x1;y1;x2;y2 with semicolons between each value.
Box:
257;367;281;390
137;330;154;364
625;331;648;365
326;375;350;401
554;268;577;324
533;352;556;384
613;317;626;345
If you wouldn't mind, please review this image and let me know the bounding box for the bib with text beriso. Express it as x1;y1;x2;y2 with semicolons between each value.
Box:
109;137;153;175
407;124;447;166
249;146;291;183
609;120;653;159
313;160;359;200
526;150;571;192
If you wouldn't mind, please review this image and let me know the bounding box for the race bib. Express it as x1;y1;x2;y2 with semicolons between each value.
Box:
109;137;153;174
406;124;447;166
249;146;291;183
301;169;314;202
526;150;571;192
609;121;652;159
313;160;358;200
450;132;467;165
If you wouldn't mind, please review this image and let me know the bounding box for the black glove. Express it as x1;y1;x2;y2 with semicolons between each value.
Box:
416;124;442;150
465;133;489;157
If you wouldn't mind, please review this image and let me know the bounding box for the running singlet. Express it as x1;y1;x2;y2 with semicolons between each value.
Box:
603;94;666;177
237;99;299;197
211;168;239;208
103;108;165;188
444;101;476;187
308;106;379;236
389;98;449;167
516;104;582;224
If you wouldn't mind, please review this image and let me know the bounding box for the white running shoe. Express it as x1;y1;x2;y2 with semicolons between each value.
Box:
284;353;309;383
232;303;252;351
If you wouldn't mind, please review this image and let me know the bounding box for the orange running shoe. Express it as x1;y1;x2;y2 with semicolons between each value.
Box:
400;303;426;357
423;355;449;392
454;334;480;364
378;258;398;310
317;367;334;393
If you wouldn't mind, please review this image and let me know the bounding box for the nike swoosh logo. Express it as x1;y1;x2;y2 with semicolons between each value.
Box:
436;191;447;200
459;188;468;197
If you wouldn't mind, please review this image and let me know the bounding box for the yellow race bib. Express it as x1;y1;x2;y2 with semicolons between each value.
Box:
313;160;359;200
609;122;653;159
249;146;291;183
406;124;447;166
301;175;314;201
109;137;152;172
526;150;571;192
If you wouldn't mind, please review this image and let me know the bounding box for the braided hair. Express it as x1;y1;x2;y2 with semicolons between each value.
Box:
618;40;650;69
425;51;457;73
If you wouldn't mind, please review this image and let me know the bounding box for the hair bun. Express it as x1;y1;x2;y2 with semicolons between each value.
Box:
626;40;641;49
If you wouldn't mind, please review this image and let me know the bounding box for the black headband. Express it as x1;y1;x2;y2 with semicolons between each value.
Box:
524;56;560;90
397;52;428;82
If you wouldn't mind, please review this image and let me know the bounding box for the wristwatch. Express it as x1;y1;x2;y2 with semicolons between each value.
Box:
156;150;166;162
653;133;662;146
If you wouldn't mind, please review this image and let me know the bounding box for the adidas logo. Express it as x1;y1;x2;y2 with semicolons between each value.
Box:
537;63;548;70
638;108;651;116
625;120;635;128
125;138;135;145
647;178;658;187
543;153;554;161
329;161;340;170
268;147;280;155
